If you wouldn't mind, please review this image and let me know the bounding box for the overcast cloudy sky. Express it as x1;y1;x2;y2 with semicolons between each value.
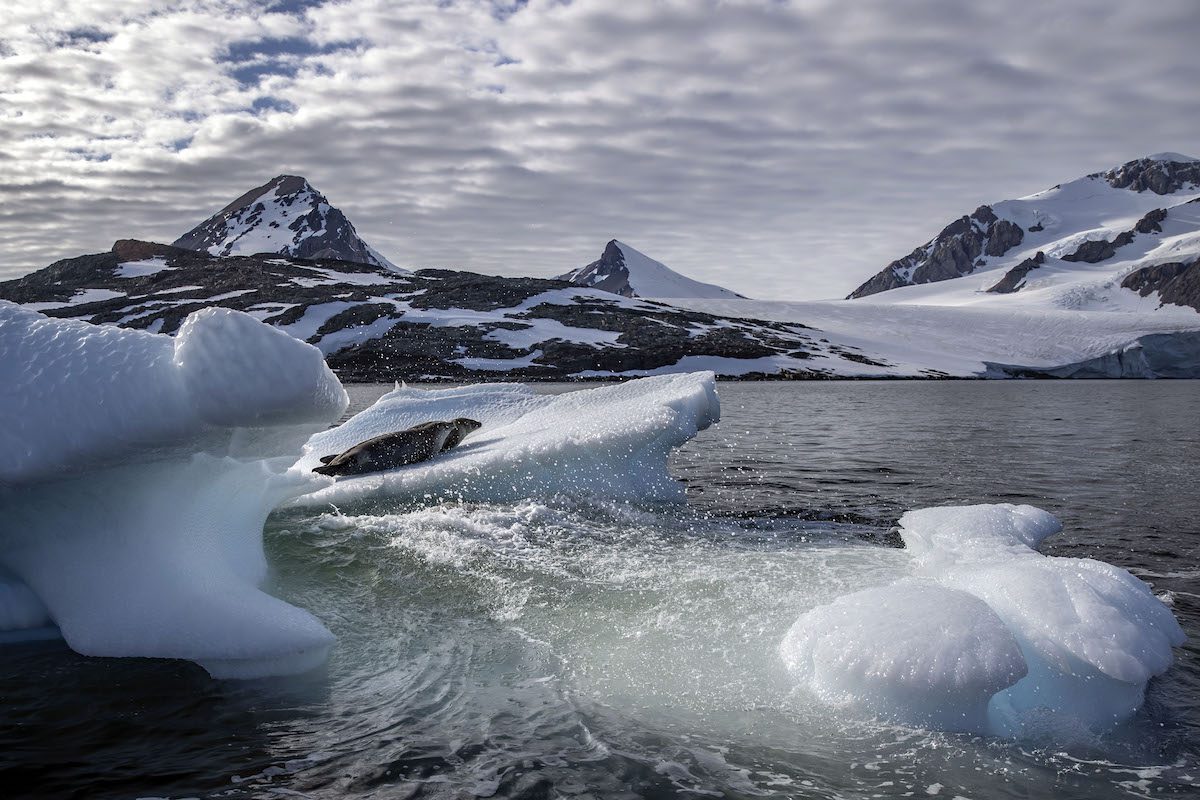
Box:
2;0;1197;299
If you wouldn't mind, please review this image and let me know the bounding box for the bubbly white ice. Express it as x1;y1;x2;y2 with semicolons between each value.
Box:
780;503;1186;737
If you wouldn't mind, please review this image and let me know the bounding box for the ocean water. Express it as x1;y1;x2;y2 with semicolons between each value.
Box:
2;381;1198;799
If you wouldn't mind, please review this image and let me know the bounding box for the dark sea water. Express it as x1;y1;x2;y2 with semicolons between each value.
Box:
2;381;1198;799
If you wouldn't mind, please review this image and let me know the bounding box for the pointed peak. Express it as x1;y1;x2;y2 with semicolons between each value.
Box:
263;174;316;195
558;239;743;300
171;176;402;271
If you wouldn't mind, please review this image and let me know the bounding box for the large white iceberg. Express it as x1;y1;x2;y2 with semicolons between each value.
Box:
292;373;721;509
0;302;720;677
0;303;348;678
780;503;1186;737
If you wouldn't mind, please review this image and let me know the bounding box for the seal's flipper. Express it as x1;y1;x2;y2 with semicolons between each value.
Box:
318;454;338;465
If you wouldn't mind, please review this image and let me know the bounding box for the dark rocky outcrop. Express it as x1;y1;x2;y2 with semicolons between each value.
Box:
987;251;1045;294
848;205;1024;299
560;240;633;297
1121;259;1200;313
1105;157;1200;195
1134;208;1169;235
1063;237;1119;264
984;220;1024;257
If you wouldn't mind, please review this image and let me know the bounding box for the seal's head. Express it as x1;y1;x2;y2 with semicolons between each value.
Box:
453;417;483;435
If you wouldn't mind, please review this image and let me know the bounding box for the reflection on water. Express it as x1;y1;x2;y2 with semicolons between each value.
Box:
2;381;1198;799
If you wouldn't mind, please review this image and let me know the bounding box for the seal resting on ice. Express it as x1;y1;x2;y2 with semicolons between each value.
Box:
312;418;482;476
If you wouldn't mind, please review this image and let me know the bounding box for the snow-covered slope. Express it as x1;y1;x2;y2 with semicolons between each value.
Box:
848;154;1200;314
559;240;743;300
173;175;402;271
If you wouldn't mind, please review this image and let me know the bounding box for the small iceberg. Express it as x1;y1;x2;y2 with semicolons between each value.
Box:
292;373;721;508
780;503;1186;737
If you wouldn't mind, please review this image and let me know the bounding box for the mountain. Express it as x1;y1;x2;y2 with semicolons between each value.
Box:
0;239;892;380
4;158;1200;381
5;236;1197;379
558;240;744;299
172;174;401;271
847;153;1200;314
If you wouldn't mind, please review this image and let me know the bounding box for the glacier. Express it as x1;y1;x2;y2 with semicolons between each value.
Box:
780;503;1186;737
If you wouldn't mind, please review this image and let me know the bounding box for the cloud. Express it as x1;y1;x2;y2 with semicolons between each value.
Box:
1;0;1197;300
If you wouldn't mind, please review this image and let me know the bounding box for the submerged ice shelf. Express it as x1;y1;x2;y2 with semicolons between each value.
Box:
781;504;1186;737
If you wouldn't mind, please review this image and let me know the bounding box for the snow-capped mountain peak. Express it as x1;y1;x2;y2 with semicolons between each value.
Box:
173;175;402;271
847;153;1200;312
558;239;744;299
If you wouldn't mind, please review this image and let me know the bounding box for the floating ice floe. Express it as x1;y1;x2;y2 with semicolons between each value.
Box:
292;373;721;508
0;302;348;678
0;301;720;677
780;503;1186;737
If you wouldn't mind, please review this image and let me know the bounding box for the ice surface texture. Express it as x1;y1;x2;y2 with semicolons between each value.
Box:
293;372;721;508
0;303;348;677
780;503;1186;737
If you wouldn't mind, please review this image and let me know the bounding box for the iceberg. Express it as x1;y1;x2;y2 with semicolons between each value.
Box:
292;373;721;509
780;503;1186;737
0;303;348;678
1;300;720;677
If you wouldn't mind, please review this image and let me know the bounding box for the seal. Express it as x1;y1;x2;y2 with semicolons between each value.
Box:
312;417;482;477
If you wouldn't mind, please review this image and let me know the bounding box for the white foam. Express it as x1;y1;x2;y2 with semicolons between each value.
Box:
0;302;348;678
293;372;721;508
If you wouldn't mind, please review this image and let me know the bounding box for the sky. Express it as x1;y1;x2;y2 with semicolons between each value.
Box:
1;0;1198;300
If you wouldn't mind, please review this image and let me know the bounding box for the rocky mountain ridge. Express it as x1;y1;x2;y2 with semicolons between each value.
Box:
4;159;1199;380
0;239;894;381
